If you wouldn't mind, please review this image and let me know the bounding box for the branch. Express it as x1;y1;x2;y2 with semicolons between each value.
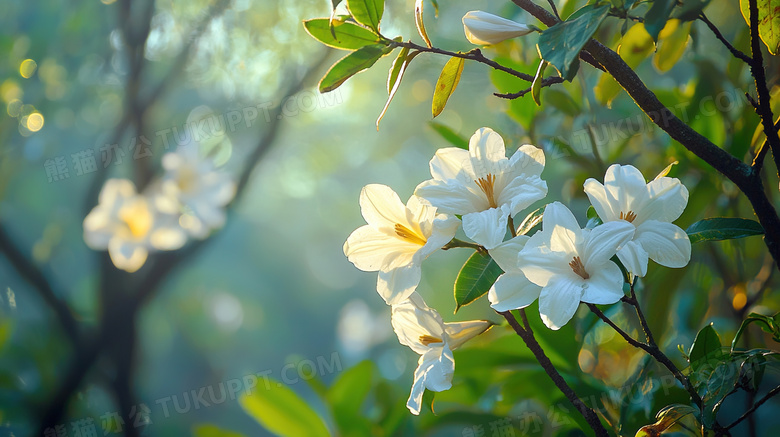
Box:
698;14;752;64
748;0;780;180
0;223;79;345
726;384;780;430
510;0;780;271
494;76;564;99
500;310;609;436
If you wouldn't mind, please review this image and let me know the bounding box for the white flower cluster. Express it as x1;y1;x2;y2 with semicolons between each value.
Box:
343;127;692;414
83;145;236;273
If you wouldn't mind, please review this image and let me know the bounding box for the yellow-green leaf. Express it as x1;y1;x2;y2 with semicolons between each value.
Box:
319;44;391;93
303;19;381;50
240;379;330;437
193;424;246;437
741;0;780;55
531;60;548;106
654;161;679;180
653;20;691;72
595;23;653;106
415;0;432;47
377;49;420;128
432;57;464;118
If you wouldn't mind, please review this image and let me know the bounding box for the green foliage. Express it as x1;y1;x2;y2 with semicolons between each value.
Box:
453;251;503;312
516;206;545;236
328;361;375;435
428;122;468;149
432;56;464;118
319;44;393;93
531;60;548;106
688;324;723;366
240;379;330;437
732;312;780;351
685;217;765;244
537;3;610;81
192;424;247;437
740;0;780;54
378;48;420;128
303;19;381;50
635;404;698;436
644;0;677;42
346;0;384;33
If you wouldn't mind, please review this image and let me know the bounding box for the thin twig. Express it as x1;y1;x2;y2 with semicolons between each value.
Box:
699;13;752;64
494;76;564;99
726;385;780;429
500;310;609;436
546;0;560;20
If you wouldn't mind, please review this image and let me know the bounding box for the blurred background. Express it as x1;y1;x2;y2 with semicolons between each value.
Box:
2;0;780;435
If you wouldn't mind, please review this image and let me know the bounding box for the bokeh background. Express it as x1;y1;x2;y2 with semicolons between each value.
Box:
2;0;780;435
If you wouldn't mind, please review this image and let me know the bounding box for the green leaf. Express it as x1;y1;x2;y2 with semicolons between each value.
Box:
332;0;343;9
377;49;420;128
672;0;712;21
428;122;468;149
422;389;436;414
531;60;548;106
319;44;391;93
240;378;330;437
636;404;698;437
432;56;465;118
537;4;610;81
544;89;581;116
653;20;691;72
644;0;676;42
414;0;432;47
586;205;603;228
685;218;765;244
688;324;723;366
454;251;503;312
328;361;374;435
193;424;246;437
303;19;381;50
346;0;384;32
516;205;545;236
741;0;780;54
732;312;780;352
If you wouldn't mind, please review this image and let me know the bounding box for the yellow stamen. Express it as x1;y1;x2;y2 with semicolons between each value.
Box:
619;211;637;223
419;334;443;346
119;200;153;239
394;223;427;246
569;256;590;280
475;173;498;209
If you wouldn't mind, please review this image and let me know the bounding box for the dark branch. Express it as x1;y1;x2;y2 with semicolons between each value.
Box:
494;76;564;99
699;14;752;64
500;310;609;436
726;385;780;430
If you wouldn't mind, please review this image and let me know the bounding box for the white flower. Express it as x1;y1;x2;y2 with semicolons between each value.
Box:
83;179;186;273
583;164;691;277
462;11;533;46
518;202;635;330
391;292;492;415
487;235;542;312
161;145;235;239
343;184;459;305
415;127;547;249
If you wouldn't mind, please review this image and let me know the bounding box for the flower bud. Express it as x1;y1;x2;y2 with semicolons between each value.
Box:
462;10;533;45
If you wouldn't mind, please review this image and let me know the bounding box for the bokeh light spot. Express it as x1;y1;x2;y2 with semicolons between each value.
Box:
26;113;44;132
20;59;37;78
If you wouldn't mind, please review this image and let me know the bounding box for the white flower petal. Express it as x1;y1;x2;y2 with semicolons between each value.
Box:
616;240;649;277
488;235;529;272
359;184;410;229
462;10;533;45
415;179;485;214
498;174;548;217
581;262;625;304
418;214;460;259
391;292;445;354
444;320;493;349
538;276;584;330
508;144;545;178
406;360;428;415
488;271;541;312
635;220;691;269
603;164;649;215
582;220;635;268
583;178;618;222
343;225;416;272
149;226;187;251
429;147;472;182
378;263;422;305
641;177;689;224
423;346;454;392
469;127;508;178
543;202;581;255
518;230;569;287
462;206;509;249
107;239;148;273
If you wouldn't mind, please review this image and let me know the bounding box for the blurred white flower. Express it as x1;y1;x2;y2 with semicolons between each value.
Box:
462;11;533;46
487;234;542;312
83;179;186;273
161;145;236;238
415;127;547;249
391;293;492;415
518;202;634;330
584;164;691;277
343;184;459;305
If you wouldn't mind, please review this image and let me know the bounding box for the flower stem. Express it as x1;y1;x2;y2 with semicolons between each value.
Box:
442;238;485;252
499;310;609;436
